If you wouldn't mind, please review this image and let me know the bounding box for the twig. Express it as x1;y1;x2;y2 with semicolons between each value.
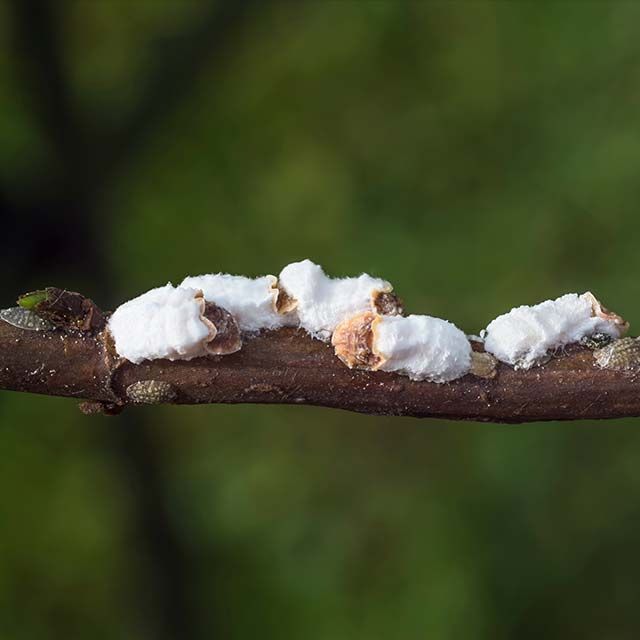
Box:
0;317;638;422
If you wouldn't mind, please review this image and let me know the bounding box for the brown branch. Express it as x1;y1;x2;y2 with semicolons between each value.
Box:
0;318;638;423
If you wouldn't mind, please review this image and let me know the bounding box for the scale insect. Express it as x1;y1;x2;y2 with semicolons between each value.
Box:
180;273;296;333
107;284;241;364
277;259;403;341
483;292;628;369
580;332;614;350
0;307;55;331
593;337;640;371
332;311;474;383
126;380;178;404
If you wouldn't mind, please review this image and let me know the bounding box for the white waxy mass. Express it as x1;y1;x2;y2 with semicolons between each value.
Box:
483;292;628;369
108;284;217;364
109;264;628;378
278;259;396;340
332;312;472;383
180;273;292;332
374;315;472;382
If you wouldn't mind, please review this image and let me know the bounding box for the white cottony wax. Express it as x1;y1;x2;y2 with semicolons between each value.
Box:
375;314;472;382
483;292;627;369
108;284;215;364
180;273;292;333
278;259;393;340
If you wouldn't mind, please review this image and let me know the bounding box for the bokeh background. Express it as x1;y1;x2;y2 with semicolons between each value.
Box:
2;1;640;638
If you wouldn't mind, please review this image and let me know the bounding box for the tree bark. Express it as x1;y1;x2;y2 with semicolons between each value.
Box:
1;319;638;423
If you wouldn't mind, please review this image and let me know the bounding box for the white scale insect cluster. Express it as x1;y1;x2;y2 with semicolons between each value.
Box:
104;261;629;384
277;259;397;340
180;273;291;333
108;284;219;364
482;292;628;369
108;260;405;364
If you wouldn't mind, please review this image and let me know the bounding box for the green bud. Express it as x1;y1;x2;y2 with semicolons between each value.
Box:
17;289;50;310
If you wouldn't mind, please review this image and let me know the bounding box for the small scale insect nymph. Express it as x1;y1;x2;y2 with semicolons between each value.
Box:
580;332;614;350
126;380;178;404
593;337;640;371
0;307;55;331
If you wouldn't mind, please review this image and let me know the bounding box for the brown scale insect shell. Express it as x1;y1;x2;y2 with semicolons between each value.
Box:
332;311;384;370
372;290;404;317
584;291;629;335
275;286;297;315
202;301;242;355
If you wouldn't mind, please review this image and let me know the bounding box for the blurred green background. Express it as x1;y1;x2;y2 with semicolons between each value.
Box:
2;1;640;638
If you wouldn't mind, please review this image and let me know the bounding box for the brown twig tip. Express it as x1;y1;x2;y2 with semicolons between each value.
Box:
18;287;106;331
